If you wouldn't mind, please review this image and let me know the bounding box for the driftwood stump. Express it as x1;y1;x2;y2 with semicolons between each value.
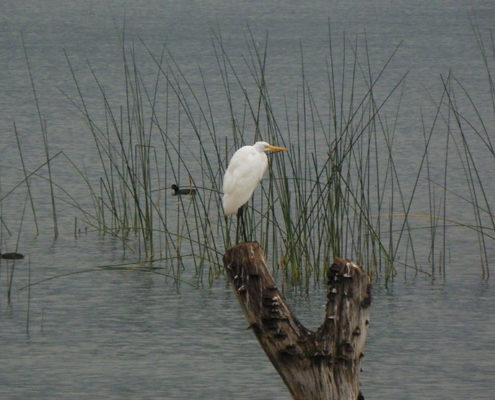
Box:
223;242;372;400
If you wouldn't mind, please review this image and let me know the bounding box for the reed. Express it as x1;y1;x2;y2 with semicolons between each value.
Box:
2;25;494;289
22;37;59;239
12;122;39;236
53;28;493;284
439;75;494;278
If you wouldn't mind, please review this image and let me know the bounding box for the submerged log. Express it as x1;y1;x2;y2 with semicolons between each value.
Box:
223;242;372;400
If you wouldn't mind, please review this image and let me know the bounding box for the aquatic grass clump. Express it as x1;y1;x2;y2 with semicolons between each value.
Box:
60;40;228;282
69;28;426;285
52;30;391;284
3;25;494;289
436;25;495;279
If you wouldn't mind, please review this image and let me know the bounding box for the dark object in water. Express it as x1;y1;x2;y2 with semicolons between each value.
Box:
171;184;196;196
1;252;24;260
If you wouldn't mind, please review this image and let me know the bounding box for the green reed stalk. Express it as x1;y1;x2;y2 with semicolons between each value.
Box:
441;75;491;278
7;190;28;302
13;122;39;236
23;36;58;238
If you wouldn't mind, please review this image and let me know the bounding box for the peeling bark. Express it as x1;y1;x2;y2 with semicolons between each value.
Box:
223;242;372;400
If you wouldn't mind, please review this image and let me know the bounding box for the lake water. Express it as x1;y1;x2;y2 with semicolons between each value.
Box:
1;1;495;399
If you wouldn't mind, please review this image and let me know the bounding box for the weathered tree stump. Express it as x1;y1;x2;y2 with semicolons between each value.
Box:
223;242;372;400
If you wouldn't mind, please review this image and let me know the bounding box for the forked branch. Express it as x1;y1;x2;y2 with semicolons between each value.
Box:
223;242;372;400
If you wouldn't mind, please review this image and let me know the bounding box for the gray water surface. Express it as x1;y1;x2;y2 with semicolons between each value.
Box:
2;252;494;399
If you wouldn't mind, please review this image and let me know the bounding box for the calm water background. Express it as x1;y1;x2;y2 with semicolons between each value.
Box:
1;1;495;399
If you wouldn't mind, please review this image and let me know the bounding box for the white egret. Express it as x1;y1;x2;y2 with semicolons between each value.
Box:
222;141;287;242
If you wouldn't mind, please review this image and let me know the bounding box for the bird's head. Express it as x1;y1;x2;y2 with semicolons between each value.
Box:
254;141;288;153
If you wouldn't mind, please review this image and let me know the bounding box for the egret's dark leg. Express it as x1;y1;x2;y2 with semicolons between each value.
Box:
236;206;248;243
235;209;240;244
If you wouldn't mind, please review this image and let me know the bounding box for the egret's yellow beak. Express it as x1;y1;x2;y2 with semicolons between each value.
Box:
266;145;288;152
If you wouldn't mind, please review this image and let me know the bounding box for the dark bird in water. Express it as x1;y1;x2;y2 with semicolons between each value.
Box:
171;184;196;196
1;252;24;260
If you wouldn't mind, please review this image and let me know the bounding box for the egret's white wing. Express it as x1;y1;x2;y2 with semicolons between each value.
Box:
222;146;268;215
